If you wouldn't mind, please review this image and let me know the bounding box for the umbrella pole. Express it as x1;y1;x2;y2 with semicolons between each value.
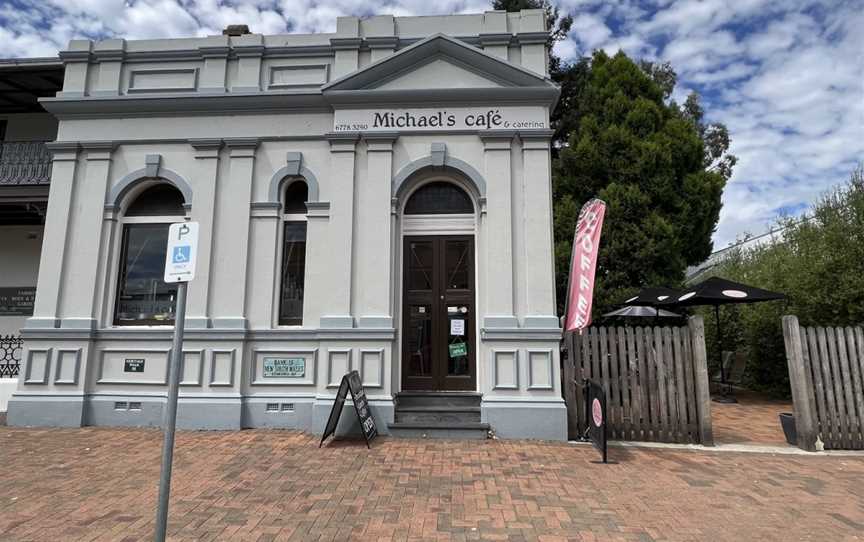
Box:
713;304;738;403
715;304;724;386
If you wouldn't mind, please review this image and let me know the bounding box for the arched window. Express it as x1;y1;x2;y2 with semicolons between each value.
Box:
279;179;308;325
283;180;308;214
113;183;185;326
405;181;473;215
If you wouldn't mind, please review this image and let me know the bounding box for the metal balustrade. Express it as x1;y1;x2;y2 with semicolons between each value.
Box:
0;141;52;185
0;335;22;378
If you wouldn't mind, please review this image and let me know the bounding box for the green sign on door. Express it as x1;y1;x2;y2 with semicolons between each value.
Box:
448;342;467;358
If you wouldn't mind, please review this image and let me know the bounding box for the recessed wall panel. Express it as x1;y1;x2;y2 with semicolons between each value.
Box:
492;349;518;390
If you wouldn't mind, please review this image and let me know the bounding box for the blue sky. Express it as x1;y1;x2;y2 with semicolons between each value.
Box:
1;0;862;248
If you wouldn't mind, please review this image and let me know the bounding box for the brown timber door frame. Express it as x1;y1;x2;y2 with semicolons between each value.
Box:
401;235;476;391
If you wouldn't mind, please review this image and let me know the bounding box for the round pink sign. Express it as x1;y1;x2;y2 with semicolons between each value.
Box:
592;398;603;427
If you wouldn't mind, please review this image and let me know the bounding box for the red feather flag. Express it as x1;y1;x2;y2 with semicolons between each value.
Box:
564;198;606;332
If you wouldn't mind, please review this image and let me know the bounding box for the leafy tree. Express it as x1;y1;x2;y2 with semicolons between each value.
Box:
640;60;738;181
492;0;581;150
553;50;727;313
494;2;737;316
707;166;864;396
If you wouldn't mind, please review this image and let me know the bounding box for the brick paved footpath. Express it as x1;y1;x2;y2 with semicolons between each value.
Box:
710;389;795;447
0;427;862;541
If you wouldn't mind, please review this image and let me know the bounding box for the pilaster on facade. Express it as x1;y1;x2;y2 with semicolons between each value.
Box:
331;15;361;78
480;130;517;329
519;130;558;329
211;138;259;329
318;133;358;329
92;39;125;97
186;138;223;328
232;35;265;93
54;141;117;331
357;132;397;329
27;143;81;330
57;40;91;98
198;36;230;94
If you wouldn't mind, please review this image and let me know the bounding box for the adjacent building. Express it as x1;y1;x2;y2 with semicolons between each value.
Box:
3;10;566;440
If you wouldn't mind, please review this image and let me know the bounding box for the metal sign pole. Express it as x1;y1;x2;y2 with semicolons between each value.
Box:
154;280;188;542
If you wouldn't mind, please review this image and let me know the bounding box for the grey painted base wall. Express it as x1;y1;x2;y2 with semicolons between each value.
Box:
7;395;568;441
6;395;396;437
482;401;568;441
6;397;85;427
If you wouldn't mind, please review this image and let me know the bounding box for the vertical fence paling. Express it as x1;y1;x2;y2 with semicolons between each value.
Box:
561;317;712;444
783;315;864;450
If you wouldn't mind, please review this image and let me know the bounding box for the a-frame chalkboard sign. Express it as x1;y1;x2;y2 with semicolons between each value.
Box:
319;370;378;448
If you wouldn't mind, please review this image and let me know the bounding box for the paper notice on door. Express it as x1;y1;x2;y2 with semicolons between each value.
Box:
450;319;465;336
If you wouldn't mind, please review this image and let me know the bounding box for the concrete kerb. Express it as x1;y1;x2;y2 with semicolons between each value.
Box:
569;439;864;457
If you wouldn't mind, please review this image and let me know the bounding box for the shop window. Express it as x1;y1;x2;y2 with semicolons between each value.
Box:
404;181;473;215
279;180;308;326
113;184;185;326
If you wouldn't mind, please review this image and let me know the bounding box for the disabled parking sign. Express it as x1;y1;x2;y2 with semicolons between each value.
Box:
164;222;198;283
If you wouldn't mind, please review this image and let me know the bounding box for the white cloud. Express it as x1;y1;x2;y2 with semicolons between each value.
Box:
0;0;861;251
557;0;863;248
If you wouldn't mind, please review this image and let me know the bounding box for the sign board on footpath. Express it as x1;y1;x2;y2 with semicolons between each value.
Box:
155;221;198;542
319;370;378;449
585;378;608;464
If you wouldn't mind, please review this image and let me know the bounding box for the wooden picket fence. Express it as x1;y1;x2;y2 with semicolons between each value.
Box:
561;316;713;445
783;316;864;450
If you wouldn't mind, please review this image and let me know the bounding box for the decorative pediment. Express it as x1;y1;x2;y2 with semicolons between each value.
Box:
323;34;559;107
375;58;508;90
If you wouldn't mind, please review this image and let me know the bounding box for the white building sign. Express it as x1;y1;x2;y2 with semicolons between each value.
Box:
333;107;547;132
164;222;199;283
263;357;306;378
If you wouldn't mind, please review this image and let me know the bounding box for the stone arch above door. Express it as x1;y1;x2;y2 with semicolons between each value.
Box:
392;144;486;214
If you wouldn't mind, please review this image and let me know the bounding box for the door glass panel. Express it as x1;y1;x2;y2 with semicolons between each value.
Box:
407;241;433;291
447;307;469;376
445;240;470;290
407;304;432;376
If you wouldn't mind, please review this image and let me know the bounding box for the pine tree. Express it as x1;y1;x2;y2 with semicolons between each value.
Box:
493;2;735;316
553;51;727;312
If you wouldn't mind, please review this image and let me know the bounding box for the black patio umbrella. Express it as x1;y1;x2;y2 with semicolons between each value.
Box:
621;286;684;308
603;306;682;319
660;276;785;402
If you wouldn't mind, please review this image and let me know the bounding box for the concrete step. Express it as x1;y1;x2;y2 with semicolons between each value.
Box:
395;392;482;409
387;421;490;440
395;406;481;424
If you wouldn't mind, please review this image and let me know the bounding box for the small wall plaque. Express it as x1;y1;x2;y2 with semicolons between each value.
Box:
0;286;35;316
124;359;145;373
263;357;305;378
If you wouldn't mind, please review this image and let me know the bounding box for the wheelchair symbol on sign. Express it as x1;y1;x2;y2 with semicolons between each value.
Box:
172;245;191;264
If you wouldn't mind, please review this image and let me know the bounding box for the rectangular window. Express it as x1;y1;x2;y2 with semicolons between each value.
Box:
114;223;177;326
279;222;307;325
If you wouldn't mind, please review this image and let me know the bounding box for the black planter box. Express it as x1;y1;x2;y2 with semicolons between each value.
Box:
779;412;797;446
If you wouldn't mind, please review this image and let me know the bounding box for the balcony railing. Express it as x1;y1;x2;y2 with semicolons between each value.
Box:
0;335;22;378
0;141;52;186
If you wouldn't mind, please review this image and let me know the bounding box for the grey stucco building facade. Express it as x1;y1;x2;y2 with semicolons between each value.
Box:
5;10;567;440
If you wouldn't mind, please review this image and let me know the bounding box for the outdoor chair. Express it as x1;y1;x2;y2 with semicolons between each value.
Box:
711;351;735;387
712;350;748;400
726;351;748;386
